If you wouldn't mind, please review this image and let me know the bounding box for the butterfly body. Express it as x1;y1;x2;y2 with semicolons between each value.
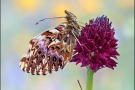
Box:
19;10;81;75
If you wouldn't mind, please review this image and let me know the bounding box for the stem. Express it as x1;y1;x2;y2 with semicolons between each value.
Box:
86;66;94;90
77;80;83;90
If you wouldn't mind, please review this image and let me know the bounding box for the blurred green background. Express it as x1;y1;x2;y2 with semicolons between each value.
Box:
1;0;134;90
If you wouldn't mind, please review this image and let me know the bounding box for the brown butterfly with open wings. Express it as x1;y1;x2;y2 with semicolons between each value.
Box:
19;10;82;75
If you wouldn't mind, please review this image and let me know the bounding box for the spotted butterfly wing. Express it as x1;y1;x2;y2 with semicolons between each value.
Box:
19;10;81;75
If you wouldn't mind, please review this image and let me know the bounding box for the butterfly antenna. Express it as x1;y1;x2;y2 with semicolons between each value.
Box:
77;21;85;25
35;17;66;25
76;21;85;29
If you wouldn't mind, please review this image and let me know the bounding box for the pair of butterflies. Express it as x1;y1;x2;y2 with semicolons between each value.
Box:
19;10;83;75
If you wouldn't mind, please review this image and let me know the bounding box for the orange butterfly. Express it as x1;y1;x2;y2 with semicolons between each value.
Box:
19;10;81;75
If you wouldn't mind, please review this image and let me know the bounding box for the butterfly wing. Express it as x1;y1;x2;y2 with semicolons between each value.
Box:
19;23;76;75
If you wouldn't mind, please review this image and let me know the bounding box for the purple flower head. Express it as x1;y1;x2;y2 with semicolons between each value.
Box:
70;15;120;72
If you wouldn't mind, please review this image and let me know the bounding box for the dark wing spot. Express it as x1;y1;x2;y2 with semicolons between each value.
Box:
29;39;36;46
38;51;41;54
40;60;42;63
61;50;64;53
20;57;27;62
47;56;50;60
57;33;63;40
59;59;62;66
42;55;45;58
35;45;39;49
41;31;53;36
59;33;62;37
64;37;68;42
56;46;60;50
27;49;30;53
51;47;54;50
42;73;46;76
55;26;63;31
27;58;29;61
66;50;69;52
46;37;52;42
53;57;57;61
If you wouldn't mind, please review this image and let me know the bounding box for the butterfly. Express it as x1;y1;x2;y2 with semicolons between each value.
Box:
19;10;82;75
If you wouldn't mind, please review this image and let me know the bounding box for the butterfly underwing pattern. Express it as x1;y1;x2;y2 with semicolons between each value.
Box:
19;10;81;75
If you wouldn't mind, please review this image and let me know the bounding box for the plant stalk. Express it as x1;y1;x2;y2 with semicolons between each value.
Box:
86;66;94;90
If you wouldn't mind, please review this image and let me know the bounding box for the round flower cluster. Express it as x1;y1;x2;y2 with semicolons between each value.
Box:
71;15;120;72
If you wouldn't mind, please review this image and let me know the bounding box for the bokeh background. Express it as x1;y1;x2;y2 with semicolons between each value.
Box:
1;0;134;90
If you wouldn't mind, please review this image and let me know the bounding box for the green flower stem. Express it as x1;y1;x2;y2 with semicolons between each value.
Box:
86;66;94;90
